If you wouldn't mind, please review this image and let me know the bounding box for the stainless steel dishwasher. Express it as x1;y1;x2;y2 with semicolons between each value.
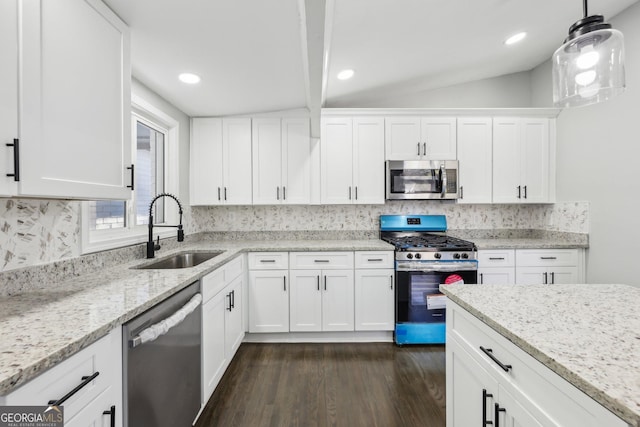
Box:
123;281;202;427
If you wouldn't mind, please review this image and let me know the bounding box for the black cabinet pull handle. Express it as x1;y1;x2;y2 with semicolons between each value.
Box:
6;138;19;181
488;257;505;260
480;273;484;284
355;186;358;200
317;275;320;291
543;272;548;284
551;272;555;284
495;403;505;427
517;185;521;199
348;186;352;200
483;389;493;426
523;185;527;199
231;290;235;309
367;258;383;262
314;260;330;263
260;259;276;263
224;187;227;201
126;164;134;190
283;276;286;291
324;275;327;291
103;405;116;427
540;256;557;260
283;186;286;200
479;347;512;372
459;185;463;199
48;371;99;406
390;275;393;290
227;292;232;311
218;187;221;201
276;187;280;200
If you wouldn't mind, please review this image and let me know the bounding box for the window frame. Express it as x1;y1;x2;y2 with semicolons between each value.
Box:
80;94;180;254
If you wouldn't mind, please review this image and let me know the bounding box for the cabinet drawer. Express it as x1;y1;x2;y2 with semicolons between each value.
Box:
516;249;579;267
225;255;244;281
478;249;515;267
448;302;627;427
354;251;394;269
289;252;354;269
248;252;288;269
2;328;121;421
202;267;225;303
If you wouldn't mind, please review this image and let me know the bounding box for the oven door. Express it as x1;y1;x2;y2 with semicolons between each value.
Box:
396;264;477;325
386;160;458;200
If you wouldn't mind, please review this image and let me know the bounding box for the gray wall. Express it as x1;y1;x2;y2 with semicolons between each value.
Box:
533;2;640;285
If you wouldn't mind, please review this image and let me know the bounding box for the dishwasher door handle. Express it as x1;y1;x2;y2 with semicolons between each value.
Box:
130;293;202;348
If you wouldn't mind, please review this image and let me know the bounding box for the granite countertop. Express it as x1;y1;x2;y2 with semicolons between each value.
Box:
440;283;640;427
449;229;589;249
0;238;393;396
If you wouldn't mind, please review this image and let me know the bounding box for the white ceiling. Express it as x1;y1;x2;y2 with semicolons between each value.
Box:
104;0;638;118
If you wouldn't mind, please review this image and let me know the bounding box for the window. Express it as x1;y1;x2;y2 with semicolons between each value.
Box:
81;95;180;253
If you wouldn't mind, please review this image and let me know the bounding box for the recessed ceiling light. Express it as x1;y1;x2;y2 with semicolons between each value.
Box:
178;73;201;84
504;32;527;45
337;69;355;80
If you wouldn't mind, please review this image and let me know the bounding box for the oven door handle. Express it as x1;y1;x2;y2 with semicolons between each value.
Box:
396;261;478;272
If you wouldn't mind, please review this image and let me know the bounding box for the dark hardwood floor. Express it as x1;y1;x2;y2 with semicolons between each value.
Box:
195;343;446;427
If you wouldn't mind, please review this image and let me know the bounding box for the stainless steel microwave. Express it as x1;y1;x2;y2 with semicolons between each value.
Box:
386;160;459;200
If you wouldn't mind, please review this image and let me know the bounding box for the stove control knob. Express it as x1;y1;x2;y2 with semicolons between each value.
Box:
415;253;422;259
406;253;413;259
461;253;469;259
453;253;461;259
434;253;441;259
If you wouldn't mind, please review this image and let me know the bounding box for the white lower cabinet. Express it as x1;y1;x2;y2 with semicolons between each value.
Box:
248;253;289;333
354;251;395;331
201;256;245;404
0;328;122;427
446;300;628;427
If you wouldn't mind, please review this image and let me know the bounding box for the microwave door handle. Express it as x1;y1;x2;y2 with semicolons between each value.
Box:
440;165;447;198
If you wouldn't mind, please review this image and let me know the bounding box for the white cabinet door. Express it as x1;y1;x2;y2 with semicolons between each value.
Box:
520;119;550;203
0;0;18;196
20;0;131;199
322;270;355;331
493;118;522;203
248;270;289;333
191;118;224;205
497;385;546;427
457;117;492;204
223;118;252;204
320;117;353;204
354;269;394;331
421;117;457;160
446;337;499;427
282;118;311;204
478;268;516;285
252;118;282;204
202;289;227;403
289;269;322;332
385;117;422;160
225;275;244;358
353;117;385;204
64;387;121;427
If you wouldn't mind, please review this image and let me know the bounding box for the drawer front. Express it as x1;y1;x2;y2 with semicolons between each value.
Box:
225;255;244;282
448;302;628;427
248;252;289;270
478;249;515;267
289;252;354;269
516;249;579;267
202;267;225;303
354;251;394;269
3;328;121;421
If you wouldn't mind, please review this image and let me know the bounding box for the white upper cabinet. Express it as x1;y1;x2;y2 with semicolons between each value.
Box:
385;116;457;160
457;117;492;204
0;0;18;197
252;118;311;204
17;0;132;200
493;118;552;203
191;117;252;205
320;116;385;204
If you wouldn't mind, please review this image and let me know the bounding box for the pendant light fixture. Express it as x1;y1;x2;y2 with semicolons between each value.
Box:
552;0;625;108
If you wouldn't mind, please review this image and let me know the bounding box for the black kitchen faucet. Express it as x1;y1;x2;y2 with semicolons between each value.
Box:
147;193;184;258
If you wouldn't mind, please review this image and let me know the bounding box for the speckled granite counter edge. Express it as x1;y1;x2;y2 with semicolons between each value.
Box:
441;288;638;427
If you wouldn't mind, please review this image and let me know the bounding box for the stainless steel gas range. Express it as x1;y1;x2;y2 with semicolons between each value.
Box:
380;214;478;345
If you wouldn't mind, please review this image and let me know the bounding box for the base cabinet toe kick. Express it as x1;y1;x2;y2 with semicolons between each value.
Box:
445;300;630;427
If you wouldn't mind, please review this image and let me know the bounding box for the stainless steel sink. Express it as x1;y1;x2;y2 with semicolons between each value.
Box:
135;251;223;269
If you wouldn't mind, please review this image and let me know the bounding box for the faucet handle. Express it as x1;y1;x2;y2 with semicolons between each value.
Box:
154;236;161;251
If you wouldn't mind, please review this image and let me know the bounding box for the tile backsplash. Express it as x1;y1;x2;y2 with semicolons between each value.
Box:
0;199;588;273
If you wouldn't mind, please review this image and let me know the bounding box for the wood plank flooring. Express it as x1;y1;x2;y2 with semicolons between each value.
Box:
195;343;446;427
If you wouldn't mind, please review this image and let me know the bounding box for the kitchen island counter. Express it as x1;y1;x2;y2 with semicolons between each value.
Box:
440;283;640;427
0;238;393;396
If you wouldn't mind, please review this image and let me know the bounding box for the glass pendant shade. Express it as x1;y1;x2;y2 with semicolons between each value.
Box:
552;14;625;108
